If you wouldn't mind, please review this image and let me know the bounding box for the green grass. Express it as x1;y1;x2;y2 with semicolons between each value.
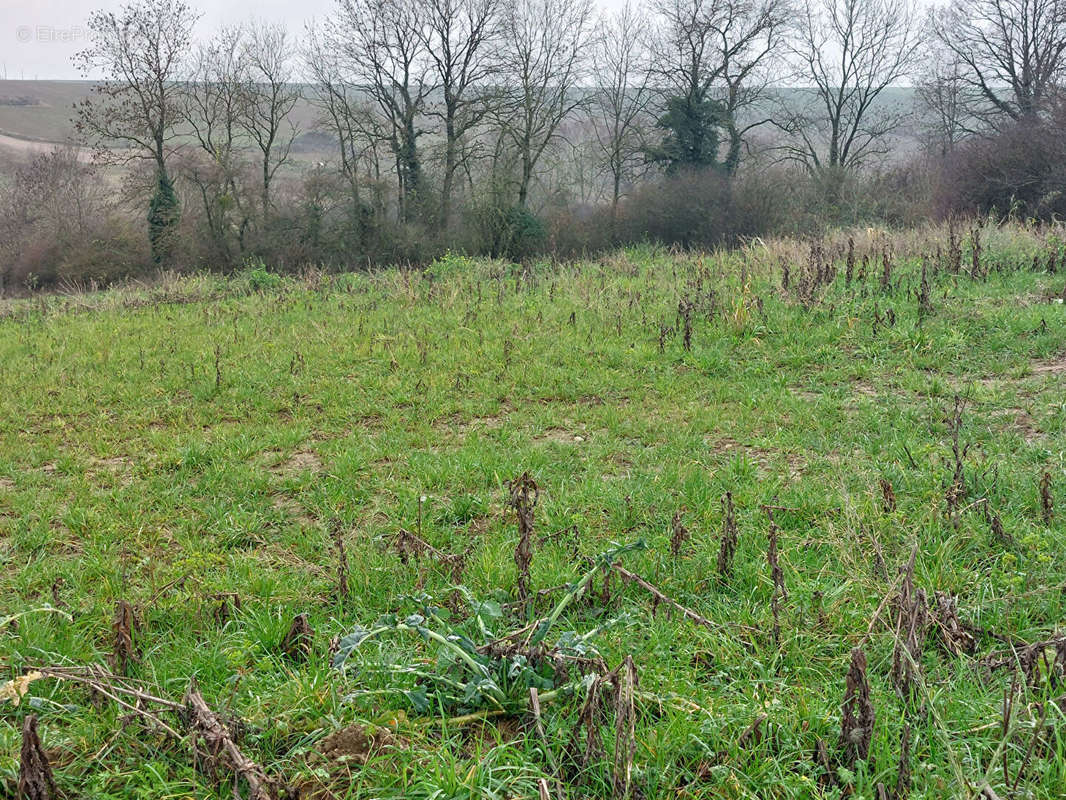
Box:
2;230;1066;799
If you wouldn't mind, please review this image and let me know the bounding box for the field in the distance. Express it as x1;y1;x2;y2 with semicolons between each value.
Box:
2;227;1066;799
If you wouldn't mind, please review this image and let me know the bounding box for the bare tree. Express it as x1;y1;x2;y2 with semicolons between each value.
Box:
648;0;730;172
305;25;372;221
73;0;199;262
648;0;789;174
498;0;596;208
181;26;251;261
590;1;654;219
784;0;921;173
930;0;1066;126
420;0;503;228
240;21;302;220
916;50;971;156
714;0;792;173
328;0;436;222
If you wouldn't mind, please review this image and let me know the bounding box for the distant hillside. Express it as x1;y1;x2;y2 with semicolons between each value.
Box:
0;79;922;170
0;79;328;150
0;80;94;143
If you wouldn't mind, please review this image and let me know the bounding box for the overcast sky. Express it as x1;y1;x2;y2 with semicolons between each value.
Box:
2;0;634;80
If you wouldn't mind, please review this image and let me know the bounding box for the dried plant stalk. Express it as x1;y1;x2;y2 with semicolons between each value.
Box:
669;510;689;558
930;591;976;656
917;260;933;319
766;506;787;646
19;715;57;800
330;518;350;602
610;562;752;634
564;672;605;779
945;396;968;525
280;613;314;662
611;656;638;799
109;599;141;676
839;647;875;767
890;548;927;701
717;492;738;578
1040;471;1053;525
894;723;911;800
509;472;538;607
879;478;897;513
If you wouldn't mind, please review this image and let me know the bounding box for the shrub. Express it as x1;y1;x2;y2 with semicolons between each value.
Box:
241;262;283;292
933;106;1066;220
0;147;150;293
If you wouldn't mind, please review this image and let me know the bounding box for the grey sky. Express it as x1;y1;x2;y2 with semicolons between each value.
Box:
2;0;631;80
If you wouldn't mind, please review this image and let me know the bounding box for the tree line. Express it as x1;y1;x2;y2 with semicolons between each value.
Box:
2;0;1065;288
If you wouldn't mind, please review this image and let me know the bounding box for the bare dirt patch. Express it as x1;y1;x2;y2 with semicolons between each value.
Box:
535;426;588;444
461;717;523;755
789;387;821;401
270;494;317;527
992;408;1043;442
269;449;323;476
0;477;13;490
433;404;513;436
92;456;131;469
707;436;806;478
852;380;878;397
1032;354;1066;376
434;412;509;435
316;724;405;765
90;456;135;486
294;724;407;799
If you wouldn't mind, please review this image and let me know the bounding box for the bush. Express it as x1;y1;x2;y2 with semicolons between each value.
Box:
240;262;284;292
0;147;150;293
933;107;1066;220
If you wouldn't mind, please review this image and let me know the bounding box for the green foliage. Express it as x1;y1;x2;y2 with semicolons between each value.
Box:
147;170;180;266
481;204;546;260
333;543;643;715
239;261;284;292
649;95;728;175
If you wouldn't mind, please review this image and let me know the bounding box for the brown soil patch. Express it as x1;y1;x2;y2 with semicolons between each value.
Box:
294;724;407;799
316;724;404;765
433;404;513;435
270;449;323;475
461;717;523;755
535;426;588;444
271;494;317;527
90;456;135;487
852;380;878;397
1032;354;1066;375
92;456;130;469
1014;411;1042;441
789;387;821;401
0;477;13;490
465;514;493;537
993;408;1043;442
707;436;806;478
435;412;509;434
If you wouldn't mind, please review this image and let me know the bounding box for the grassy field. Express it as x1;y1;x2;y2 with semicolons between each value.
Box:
2;225;1066;799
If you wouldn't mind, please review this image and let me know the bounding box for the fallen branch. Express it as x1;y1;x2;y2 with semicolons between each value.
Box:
185;680;276;800
610;562;759;635
31;664;183;739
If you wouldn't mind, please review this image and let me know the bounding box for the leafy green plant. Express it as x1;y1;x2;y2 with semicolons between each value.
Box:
240;260;283;292
332;542;644;715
